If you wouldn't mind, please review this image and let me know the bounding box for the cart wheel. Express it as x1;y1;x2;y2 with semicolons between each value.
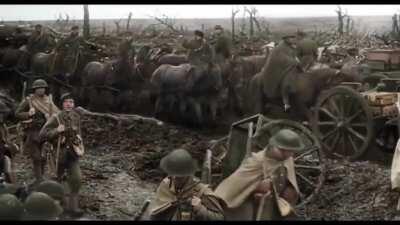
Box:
313;86;374;160
253;119;326;207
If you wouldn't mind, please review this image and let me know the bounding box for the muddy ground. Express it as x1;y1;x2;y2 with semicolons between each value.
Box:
11;111;400;220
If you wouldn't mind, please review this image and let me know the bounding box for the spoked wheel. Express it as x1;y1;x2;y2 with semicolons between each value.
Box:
313;86;374;160
252;119;326;207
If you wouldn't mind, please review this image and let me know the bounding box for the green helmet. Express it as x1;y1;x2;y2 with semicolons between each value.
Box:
31;79;48;90
0;193;24;220
160;149;198;177
35;180;65;202
0;183;19;195
268;129;305;152
24;192;63;220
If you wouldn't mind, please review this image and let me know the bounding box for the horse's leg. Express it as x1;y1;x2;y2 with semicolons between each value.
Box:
188;96;203;127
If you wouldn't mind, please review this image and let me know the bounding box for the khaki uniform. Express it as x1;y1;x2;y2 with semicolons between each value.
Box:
38;109;82;194
53;35;83;75
262;40;301;100
214;147;299;220
15;94;60;181
149;177;224;220
297;38;318;71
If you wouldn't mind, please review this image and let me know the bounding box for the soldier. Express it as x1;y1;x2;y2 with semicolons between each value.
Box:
210;25;232;63
148;149;225;220
214;129;305;220
23;192;63;220
52;25;83;77
262;32;303;112
296;31;318;71
0;193;24;220
18;24;53;71
181;30;213;66
15;79;60;185
39;93;84;217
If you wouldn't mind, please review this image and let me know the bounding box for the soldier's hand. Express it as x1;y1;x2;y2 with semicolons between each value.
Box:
191;196;202;208
284;104;291;112
28;108;36;116
57;124;65;133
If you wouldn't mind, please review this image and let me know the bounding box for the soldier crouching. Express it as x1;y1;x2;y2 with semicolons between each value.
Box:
147;149;225;220
39;93;84;217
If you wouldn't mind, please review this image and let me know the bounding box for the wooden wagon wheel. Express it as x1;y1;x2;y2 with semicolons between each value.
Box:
312;86;374;160
253;119;325;207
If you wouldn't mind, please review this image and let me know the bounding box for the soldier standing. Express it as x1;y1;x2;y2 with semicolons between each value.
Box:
39;93;84;217
147;149;225;220
52;25;83;77
15;79;60;185
296;31;318;71
214;129;304;220
262;32;303;112
181;30;213;66
210;25;232;64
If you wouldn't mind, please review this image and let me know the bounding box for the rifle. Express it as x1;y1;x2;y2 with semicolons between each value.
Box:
134;199;151;221
201;149;212;185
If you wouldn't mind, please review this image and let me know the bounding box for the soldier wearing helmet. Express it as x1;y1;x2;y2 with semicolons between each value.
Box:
262;32;303;112
23;192;63;220
39;93;84;217
52;25;84;78
15;79;60;185
181;30;213;65
296;30;318;71
147;149;224;220
215;129;305;220
0;193;24;220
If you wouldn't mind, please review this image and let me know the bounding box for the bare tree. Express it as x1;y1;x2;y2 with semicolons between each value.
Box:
150;14;181;34
83;5;90;39
231;8;240;42
335;5;348;36
126;12;133;32
114;19;122;35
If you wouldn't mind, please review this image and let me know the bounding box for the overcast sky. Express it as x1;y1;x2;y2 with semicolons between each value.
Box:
1;4;400;21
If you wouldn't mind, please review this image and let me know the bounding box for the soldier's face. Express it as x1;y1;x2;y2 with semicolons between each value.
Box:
34;88;46;96
273;147;294;160
215;29;222;35
71;30;79;36
172;176;190;189
35;27;41;33
195;35;202;41
63;99;75;111
285;37;297;46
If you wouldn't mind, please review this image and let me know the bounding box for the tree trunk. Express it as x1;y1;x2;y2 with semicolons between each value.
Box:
126;12;132;32
83;5;90;40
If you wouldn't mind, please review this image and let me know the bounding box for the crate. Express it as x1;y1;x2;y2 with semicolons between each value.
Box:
366;49;400;65
367;60;388;71
364;92;398;106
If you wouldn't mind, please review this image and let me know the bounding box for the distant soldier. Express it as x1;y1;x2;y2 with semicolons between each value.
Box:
39;93;84;217
262;32;303;111
0;193;24;220
215;129;304;220
15;79;60;185
12;27;27;49
181;30;213;66
210;25;232;63
148;149;225;220
0;100;18;184
296;31;318;71
52;25;84;77
23;192;63;220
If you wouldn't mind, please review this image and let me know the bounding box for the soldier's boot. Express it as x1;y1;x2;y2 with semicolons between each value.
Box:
68;193;84;218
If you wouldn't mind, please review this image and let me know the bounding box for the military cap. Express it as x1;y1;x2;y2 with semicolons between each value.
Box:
30;79;48;90
268;129;305;152
34;24;42;29
35;180;65;202
194;30;204;38
0;194;24;220
71;25;79;30
214;25;223;30
296;30;306;37
160;149;198;177
24;192;63;220
60;92;74;103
